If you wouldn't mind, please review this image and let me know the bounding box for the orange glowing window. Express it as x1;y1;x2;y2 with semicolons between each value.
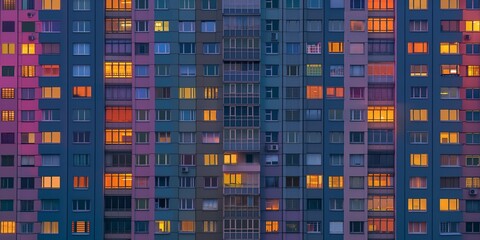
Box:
306;175;323;189
306;86;323;99
105;107;132;123
105;129;132;144
104;62;133;78
367;18;394;32
73;176;89;189
73;86;92;98
328;42;344;53
265;199;280;210
408;42;428;54
41;65;60;76
367;106;394;122
326;87;344;98
368;0;394;11
104;173;132;189
72;221;90;234
21;65;36;77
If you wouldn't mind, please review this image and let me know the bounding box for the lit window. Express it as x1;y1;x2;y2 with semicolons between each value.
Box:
368;196;394;211
368;0;394;10
367;18;394;32
204;154;218;165
203;110;217;121
465;21;480;32
223;173;245;187
0;221;15;233
306;175;323;189
409;109;428;121
440;0;459;9
41;132;61;143
328;42;344;53
1;111;14;122
266;221;279;232
409;0;427;9
410;65;428;77
156;132;171;143
368;174;393;188
326;87;344;98
410;154;428;167
440;64;459;75
329;176;344;189
73;176;89;189
104;62;132;78
306;86;323;99
42;0;61;10
21;44;35;54
1;43;15;54
408;198;427;212
466;177;480;188
155;21;169;31
73;86;92;98
467;66;480;77
105;129;132;144
440;132;459;144
180;220;195;232
41;221;59;234
202;132;219;143
224;154;237;165
41;65;60;76
367;106;394;122
104;173;132;189
439;199;459;211
306;64;322;76
204;87;218;99
155;220;170;233
179;88;196;99
368;218;394;233
408;42;428;53
72;221;90;234
21;65;35;77
410;177;427;189
41;176;61;189
440;42;459;54
266;199;280;211
440;109;459;121
106;0;131;11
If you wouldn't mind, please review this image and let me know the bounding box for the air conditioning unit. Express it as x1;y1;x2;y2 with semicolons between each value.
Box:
465;35;471;40
271;32;279;41
266;144;279;151
181;167;189;173
27;12;35;18
28;35;35;41
469;189;478;196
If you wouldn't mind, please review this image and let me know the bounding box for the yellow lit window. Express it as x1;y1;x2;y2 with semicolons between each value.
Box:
440;0;458;9
41;87;61;98
440;42;459;54
204;154;218;165
0;221;15;234
1;110;15;122
410;109;428;121
22;65;36;77
410;154;428;167
439;198;459;211
203;110;217;121
326;87;344;98
42;132;61;143
367;18;394;32
409;0;427;9
306;175;323;189
104;173;132;189
466;177;480;188
72;221;90;234
179;88;196;99
328;42;344;53
41;221;59;234
73;86;92;98
180;221;195;232
367;106;394;122
306;86;323;99
368;174;393;188
1;43;15;54
408;198;427;211
106;0;132;11
104;62;133;78
224;154;237;165
224;173;242;187
73;176;89;189
21;44;35;54
42;0;61;10
204;87;218;99
306;64;322;76
440;132;459;144
408;42;428;54
1;88;15;99
465;21;480;32
266;221;279;232
368;196;395;211
266;199;280;211
203;221;216;233
155;21;169;31
155;220;170;233
368;0;394;11
467;66;480;77
42;176;61;189
440;109;459;121
105;129;132;144
329;176;344;189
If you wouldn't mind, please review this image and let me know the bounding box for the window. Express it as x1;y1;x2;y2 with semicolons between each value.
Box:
73;0;90;10
410;65;428;77
329;176;344;189
204;65;219;76
409;0;427;9
465;21;480;32
306;20;322;31
21;44;35;54
306;86;322;99
42;155;60;166
180;221;195;232
135;0;148;9
410;109;428;121
466;222;480;233
410;177;427;189
203;43;219;54
2;0;16;10
328;42;344;53
440;132;459;144
368;174;393;188
350;65;365;77
411;87;427;99
408;198;427;211
73;200;90;212
41;132;61;143
41;176;60;189
155;0;167;9
306;64;322;76
440;109;459;121
73;86;92;98
466;44;480;54
104;173;132;189
329;20;344;32
410;154;428;167
179;65;196;76
265;177;280;188
368;106;394;122
440;42;459;54
201;21;216;32
307;199;322;210
135;43;149;55
155;21;169;31
408;42;428;53
135;21;148;32
42;0;60;10
135;88;149;99
440;87;459;99
155;220;170;233
265;221;279;232
202;0;216;9
330;222;343;234
350;221;364;233
441;20;460;32
440;199;459;211
306;175;323;189
104;62;132;78
156;132;171;143
440;0;459;9
368;218;394;233
410;20;428;32
467;133;480;144
367;18;394;32
408;222;427;234
265;42;278;54
0;221;15;233
468;66;480;77
286;176;300;188
369;40;394;55
466;155;480;167
467;88;480;99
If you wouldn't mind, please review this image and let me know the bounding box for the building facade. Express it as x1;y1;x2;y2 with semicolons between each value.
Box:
0;0;479;239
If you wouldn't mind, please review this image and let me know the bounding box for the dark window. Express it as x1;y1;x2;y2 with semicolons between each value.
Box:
135;0;148;9
105;85;132;101
104;196;132;211
286;221;300;232
20;200;34;212
307;199;322;210
286;87;300;98
350;132;364;144
135;221;149;233
350;221;364;233
368;39;395;55
466;200;480;213
285;176;300;188
105;39;132;56
0;200;14;211
1;155;14;166
466;88;480;99
135;43;149;55
368;153;394;168
2;66;14;76
285;198;300;210
368;86;394;101
22;22;35;32
104;218;132;234
0;177;14;189
350;0;365;9
466;222;480;233
22;0;34;9
155;87;171;99
155;198;169;209
2;21;15;32
441;20;460;32
265;177;279;188
42;43;61;54
1;133;14;144
285;154;299;166
20;177;35;189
